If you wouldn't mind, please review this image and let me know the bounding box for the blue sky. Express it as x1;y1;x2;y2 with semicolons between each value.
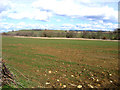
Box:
0;0;119;32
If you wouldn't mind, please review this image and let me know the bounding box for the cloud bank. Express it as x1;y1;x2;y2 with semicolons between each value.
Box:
0;0;118;32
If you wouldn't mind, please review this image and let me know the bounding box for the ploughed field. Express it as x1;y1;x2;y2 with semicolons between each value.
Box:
2;36;119;88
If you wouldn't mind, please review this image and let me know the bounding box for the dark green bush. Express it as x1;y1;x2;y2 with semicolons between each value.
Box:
66;31;76;38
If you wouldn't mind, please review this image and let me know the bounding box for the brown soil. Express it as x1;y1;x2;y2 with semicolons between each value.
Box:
14;36;119;42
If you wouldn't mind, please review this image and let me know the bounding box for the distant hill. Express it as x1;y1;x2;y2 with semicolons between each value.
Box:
69;30;107;32
19;29;108;32
2;29;119;40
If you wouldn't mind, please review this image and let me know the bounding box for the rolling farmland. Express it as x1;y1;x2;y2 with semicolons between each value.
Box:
2;36;119;88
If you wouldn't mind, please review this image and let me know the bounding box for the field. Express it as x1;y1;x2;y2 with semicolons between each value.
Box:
2;36;119;88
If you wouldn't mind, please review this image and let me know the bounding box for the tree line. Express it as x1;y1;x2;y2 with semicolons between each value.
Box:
2;29;120;40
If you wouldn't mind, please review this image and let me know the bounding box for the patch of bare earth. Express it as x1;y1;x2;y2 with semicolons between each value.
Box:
14;36;119;42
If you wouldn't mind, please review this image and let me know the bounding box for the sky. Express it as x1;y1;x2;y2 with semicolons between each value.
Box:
0;0;119;32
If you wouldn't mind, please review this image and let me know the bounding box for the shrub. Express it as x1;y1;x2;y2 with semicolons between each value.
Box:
2;32;8;35
96;31;102;39
15;32;34;36
102;36;107;40
66;31;76;38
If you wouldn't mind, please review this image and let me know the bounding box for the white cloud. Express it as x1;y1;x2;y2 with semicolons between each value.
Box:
0;0;13;21
76;0;119;3
32;0;118;22
76;22;118;30
56;19;61;22
0;22;15;31
98;20;104;24
0;0;53;21
0;0;118;32
7;8;52;21
0;0;118;23
0;21;117;31
60;23;74;30
103;23;118;29
89;0;119;2
0;0;12;13
76;23;92;28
